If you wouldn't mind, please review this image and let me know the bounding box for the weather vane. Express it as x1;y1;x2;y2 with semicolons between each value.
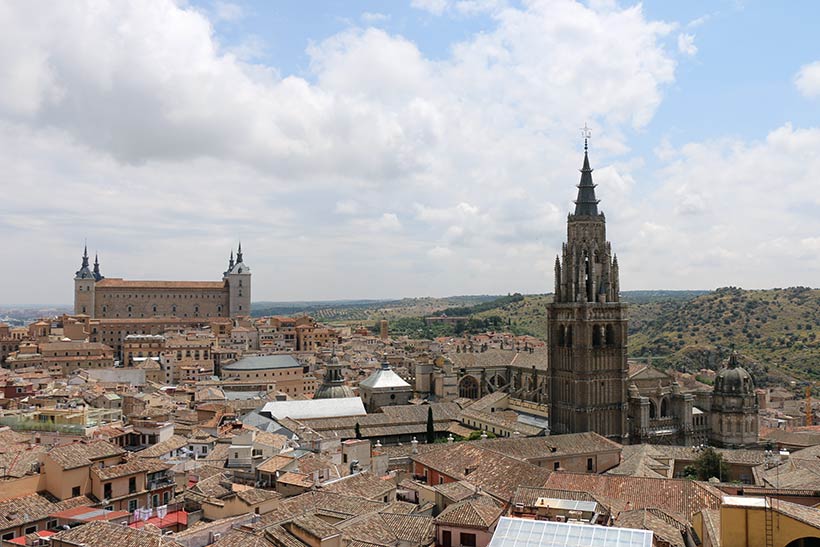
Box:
580;123;592;151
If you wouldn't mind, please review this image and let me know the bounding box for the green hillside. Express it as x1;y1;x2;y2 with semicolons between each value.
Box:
629;287;820;383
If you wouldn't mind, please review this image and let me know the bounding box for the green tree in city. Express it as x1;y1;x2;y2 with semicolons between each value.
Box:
684;447;730;481
426;407;435;444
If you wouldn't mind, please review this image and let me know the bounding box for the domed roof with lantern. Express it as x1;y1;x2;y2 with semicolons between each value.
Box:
714;350;755;395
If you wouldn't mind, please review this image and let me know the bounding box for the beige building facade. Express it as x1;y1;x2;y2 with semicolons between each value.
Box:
73;245;251;319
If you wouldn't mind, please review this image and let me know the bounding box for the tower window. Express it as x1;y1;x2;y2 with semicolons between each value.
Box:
592;325;602;347
605;325;615;346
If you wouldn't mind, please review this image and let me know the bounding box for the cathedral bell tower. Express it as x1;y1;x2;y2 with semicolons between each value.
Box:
548;130;628;441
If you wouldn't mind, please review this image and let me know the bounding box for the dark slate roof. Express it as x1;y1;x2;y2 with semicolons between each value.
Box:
573;150;600;217
222;354;302;371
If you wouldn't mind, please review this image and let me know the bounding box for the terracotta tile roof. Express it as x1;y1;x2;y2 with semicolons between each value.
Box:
411;442;551;500
544;472;723;521
277;472;314;488
473;432;622;463
211;529;273;547
383;501;418;514
434;481;478;502
701;508;721;547
320;473;394;501
510;486;602;509
434;497;503;528
96;278;226;289
235;487;282;505
134;434;189;458
0;443;47;478
773;498;820;528
252;492;390;528
0;494;89;530
379;513;435;543
264;525;309;547
92;458;170;480
335;513;395;545
257;455;296;474
615;508;687;547
190;474;232;498
291;514;340;539
47;440;125;469
50;520;185;547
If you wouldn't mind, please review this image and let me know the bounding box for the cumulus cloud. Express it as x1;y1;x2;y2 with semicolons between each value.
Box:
0;0;689;303
795;61;820;98
622;124;820;289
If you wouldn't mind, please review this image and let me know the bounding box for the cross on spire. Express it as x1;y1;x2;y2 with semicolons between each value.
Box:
580;123;592;152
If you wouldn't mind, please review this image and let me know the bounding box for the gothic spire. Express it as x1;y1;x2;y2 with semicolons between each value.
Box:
573;125;600;216
229;250;235;270
236;242;243;264
93;253;103;281
82;244;89;269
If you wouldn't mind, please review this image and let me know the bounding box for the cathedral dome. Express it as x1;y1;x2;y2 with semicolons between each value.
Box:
714;351;755;395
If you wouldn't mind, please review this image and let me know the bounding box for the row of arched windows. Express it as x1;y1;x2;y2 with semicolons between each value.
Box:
556;324;616;347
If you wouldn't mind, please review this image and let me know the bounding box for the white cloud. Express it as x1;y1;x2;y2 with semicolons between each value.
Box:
335;200;360;215
620;124;820;289
677;33;697;56
428;246;453;259
361;12;389;23
0;0;685;303
795;61;820;98
213;1;244;22
411;0;449;16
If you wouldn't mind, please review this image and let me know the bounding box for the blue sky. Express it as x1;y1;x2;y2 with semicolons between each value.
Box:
1;0;820;304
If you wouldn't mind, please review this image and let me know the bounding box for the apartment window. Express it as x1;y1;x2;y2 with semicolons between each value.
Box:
587;458;593;472
554;461;560;471
2;533;14;541
460;533;477;547
104;482;112;499
129;476;137;493
163;491;170;504
24;526;37;535
72;486;81;497
46;520;57;530
152;494;159;507
129;499;138;512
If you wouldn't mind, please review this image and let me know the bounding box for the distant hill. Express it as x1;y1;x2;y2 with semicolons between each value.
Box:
629;287;820;384
252;288;820;384
251;295;499;322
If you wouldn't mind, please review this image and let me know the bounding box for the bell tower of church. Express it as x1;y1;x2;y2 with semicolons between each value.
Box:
548;131;628;441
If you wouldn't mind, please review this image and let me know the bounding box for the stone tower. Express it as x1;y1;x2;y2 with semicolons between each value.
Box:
709;351;759;448
74;245;98;315
224;243;251;317
548;136;628;441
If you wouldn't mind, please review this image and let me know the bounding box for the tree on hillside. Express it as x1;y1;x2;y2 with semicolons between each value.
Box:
684;447;730;481
426;407;435;444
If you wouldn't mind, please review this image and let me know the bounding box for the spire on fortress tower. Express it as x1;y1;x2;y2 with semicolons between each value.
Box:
573;124;600;217
75;244;94;279
236;242;243;264
93;253;104;281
